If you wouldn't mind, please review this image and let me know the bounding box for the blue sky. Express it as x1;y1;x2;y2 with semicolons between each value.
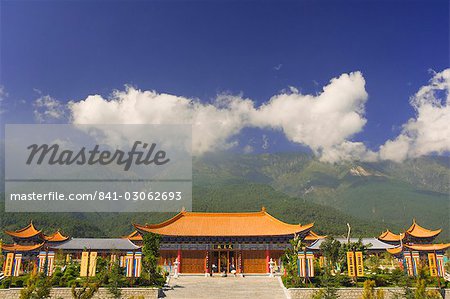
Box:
1;0;448;158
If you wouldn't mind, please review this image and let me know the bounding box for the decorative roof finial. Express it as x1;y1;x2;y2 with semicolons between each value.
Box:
261;206;266;212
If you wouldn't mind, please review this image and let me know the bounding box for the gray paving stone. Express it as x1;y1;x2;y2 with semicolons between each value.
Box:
161;275;286;299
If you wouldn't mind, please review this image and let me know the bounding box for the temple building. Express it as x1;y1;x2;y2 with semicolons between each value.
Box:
134;207;313;274
2;221;69;254
380;220;449;277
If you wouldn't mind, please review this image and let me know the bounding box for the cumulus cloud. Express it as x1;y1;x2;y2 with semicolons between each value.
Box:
67;73;368;160
379;69;450;162
253;72;369;161
34;95;66;123
0;85;8;114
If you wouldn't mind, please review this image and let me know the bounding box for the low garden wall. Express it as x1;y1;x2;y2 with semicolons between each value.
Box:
288;287;448;299
0;287;159;299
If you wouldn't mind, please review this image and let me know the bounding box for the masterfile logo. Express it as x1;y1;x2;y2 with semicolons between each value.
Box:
26;141;170;171
5;124;192;213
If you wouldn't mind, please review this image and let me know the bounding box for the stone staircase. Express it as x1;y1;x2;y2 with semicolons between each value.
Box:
161;275;287;299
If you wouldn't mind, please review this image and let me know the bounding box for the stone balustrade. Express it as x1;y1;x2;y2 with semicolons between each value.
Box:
288;287;448;299
0;287;159;299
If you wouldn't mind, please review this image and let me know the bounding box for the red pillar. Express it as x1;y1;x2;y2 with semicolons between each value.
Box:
177;248;182;274
265;249;270;273
205;250;209;274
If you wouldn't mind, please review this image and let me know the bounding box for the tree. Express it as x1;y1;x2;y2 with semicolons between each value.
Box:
361;280;384;299
141;232;165;287
71;281;99;299
281;234;304;287
20;273;53;299
319;237;341;273
107;261;125;299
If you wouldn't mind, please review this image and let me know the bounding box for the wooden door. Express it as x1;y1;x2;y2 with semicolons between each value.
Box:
242;250;266;273
182;250;205;273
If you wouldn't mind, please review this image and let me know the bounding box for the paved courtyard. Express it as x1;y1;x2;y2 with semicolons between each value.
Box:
161;275;287;299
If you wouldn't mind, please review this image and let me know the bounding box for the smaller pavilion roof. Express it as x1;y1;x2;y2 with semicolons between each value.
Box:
4;222;43;239
378;230;404;242
405;220;441;239
387;247;403;255
123;230;143;241
1;242;45;252
404;243;450;252
307;238;396;251
50;238;141;251
304;230;326;241
44;231;69;242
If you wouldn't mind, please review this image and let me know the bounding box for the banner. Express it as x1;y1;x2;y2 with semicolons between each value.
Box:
298;252;314;277
120;255;125;267
404;251;414;276
47;252;55;276
38;251;47;273
125;252;134;277
319;256;325;268
89;252;97;277
355;251;364;277
436;254;445;277
13;254;22;276
412;251;420;276
347;251;355;277
4;253;14;277
428;253;437;277
134;252;142;277
80;251;89;277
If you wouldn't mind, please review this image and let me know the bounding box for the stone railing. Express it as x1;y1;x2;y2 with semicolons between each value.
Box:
288;287;448;299
0;287;159;299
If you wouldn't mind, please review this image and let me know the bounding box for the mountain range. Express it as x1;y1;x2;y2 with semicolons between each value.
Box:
0;153;448;241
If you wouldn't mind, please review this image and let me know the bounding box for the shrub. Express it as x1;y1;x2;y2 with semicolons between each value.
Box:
20;273;53;299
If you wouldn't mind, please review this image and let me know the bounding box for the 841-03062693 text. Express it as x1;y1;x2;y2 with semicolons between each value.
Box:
9;191;183;201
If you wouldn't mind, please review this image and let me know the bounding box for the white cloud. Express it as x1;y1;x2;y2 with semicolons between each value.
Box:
34;95;66;123
262;134;270;150
379;69;450;162
0;85;8;114
69;87;256;155
253;72;369;161
68;73;368;160
40;69;447;162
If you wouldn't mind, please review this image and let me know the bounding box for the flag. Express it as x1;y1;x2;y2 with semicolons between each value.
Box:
298;252;314;277
347;251;355;277
38;251;47;273
404;251;414;276
355;251;364;277
4;253;14;277
47;252;55;276
88;252;97;277
80;251;89;277
436;254;445;277
134;252;142;277
125;252;134;277
12;254;22;276
428;253;437;277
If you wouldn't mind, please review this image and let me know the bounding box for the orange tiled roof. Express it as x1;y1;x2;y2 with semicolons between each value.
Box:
1;242;44;252
386;247;403;255
405;220;441;238
378;230;404;242
134;208;313;237
304;230;326;241
404;243;450;252
4;222;43;239
44;231;69;242
123;230;143;241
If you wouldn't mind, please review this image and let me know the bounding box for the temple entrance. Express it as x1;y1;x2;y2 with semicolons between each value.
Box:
211;250;236;274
